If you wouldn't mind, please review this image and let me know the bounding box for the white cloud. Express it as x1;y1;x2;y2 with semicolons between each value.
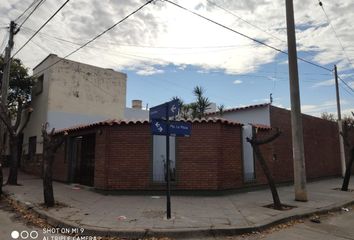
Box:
233;80;243;84
312;79;334;87
136;66;164;76
301;100;349;116
0;0;353;77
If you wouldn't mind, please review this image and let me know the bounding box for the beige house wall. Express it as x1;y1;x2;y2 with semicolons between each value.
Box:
22;54;127;154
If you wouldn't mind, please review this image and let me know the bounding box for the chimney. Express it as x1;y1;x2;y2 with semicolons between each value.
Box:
132;100;142;109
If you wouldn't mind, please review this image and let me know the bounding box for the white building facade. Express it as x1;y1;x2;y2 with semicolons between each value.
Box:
23;54;127;155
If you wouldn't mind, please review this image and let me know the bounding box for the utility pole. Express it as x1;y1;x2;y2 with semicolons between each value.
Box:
285;0;308;201
165;102;171;219
0;21;18;158
334;65;346;177
1;21;18;105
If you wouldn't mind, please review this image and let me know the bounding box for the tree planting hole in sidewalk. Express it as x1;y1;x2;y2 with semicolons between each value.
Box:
263;203;296;211
39;201;68;210
332;187;354;192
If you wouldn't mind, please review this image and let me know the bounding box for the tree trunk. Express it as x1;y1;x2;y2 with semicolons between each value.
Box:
7;136;19;185
252;143;283;210
341;148;354;191
0;163;3;195
43;151;55;207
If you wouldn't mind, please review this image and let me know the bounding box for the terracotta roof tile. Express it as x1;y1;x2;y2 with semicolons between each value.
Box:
250;123;272;130
55;117;243;134
206;103;270;115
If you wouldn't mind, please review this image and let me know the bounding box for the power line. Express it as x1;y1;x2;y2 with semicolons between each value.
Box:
338;75;354;93
22;26;262;50
164;0;333;73
32;0;154;78
317;1;354;70
339;83;354;99
11;0;70;60
14;0;40;22
206;0;285;43
17;0;46;29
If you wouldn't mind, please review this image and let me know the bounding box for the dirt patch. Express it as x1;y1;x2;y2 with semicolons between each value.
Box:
263;203;296;211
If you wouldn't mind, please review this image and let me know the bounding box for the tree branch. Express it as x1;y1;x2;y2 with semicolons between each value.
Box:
17;107;32;135
340;131;351;148
247;128;281;146
0;103;14;134
13;99;23;131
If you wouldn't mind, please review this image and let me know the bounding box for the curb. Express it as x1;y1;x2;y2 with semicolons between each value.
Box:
4;191;354;239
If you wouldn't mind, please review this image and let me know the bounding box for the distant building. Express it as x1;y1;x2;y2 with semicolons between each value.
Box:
22;54;127;164
124;100;149;120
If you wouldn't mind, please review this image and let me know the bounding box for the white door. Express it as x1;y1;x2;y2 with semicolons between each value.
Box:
243;125;255;182
153;135;176;182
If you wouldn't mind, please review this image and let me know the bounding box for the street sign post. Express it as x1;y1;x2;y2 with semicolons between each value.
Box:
149;99;179;120
149;99;191;220
151;120;191;136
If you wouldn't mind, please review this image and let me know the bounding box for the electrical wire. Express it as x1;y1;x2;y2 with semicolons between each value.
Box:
17;0;46;29
164;0;333;73
338;75;354;93
11;0;70;60
14;0;40;22
317;1;354;70
206;0;285;43
22;27;262;49
339;83;354;99
31;0;154;79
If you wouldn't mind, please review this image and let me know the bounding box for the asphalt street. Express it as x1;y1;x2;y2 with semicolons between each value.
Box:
0;197;65;240
194;207;354;240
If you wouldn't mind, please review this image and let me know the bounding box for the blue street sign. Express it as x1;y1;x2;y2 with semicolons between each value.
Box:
151;120;191;137
169;121;191;137
151;119;167;135
149;99;180;120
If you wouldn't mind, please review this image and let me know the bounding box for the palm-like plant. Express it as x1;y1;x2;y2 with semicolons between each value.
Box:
217;104;225;117
193;86;211;119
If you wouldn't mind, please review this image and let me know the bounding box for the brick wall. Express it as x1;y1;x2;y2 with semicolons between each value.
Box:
104;123;151;190
269;106;342;183
98;121;243;191
218;124;243;189
52;142;69;182
24;108;348;191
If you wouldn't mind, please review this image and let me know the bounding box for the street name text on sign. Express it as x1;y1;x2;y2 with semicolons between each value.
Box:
151;119;191;137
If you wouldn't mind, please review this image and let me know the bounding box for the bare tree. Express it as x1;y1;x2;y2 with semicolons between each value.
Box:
217;104;225;117
0;162;2;196
41;123;67;207
0;99;32;185
321;112;336;122
340;114;354;191
247;128;283;210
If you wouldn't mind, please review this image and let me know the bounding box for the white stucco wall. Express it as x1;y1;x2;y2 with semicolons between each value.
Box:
22;54;127;154
22;57;52;154
124;107;149;120
220;105;270;125
211;105;271;182
47;56;126;120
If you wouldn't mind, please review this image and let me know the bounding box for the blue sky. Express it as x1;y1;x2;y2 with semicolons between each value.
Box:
1;0;354;117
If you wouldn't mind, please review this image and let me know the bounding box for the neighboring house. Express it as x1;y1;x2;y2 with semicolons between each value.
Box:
22;54;127;166
124;100;149;120
207;103;271;182
21;103;346;191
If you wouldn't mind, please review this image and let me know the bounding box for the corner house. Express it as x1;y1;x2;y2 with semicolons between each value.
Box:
22;104;346;191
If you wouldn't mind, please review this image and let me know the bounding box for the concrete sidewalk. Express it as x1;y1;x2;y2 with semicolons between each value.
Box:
3;171;354;238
